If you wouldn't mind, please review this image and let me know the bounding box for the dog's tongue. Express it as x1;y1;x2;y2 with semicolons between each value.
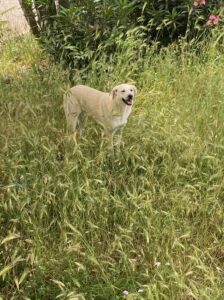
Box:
122;97;132;106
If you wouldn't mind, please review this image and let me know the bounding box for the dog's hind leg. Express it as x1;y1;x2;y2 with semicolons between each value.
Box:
63;94;81;143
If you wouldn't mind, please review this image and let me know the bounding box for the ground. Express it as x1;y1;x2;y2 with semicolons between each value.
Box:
0;0;29;34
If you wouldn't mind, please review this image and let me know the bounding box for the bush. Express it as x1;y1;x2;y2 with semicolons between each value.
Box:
22;0;223;70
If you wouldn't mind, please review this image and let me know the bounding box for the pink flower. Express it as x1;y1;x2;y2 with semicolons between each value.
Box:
213;16;221;25
193;1;199;7
206;15;221;27
193;0;206;7
209;14;217;20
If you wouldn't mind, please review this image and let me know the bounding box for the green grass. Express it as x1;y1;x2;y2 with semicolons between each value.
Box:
0;34;224;300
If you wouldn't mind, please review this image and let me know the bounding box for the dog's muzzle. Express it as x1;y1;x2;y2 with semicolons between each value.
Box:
122;94;133;106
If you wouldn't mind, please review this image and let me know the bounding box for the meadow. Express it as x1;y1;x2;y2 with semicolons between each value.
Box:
0;34;224;299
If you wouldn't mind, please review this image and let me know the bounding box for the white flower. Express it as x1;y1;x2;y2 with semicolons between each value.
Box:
154;261;161;268
138;289;144;293
123;290;129;295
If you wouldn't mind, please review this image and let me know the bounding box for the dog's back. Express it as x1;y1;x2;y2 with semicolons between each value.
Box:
71;85;108;103
65;85;111;124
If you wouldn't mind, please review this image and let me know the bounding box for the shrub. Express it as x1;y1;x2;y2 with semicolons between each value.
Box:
21;0;223;70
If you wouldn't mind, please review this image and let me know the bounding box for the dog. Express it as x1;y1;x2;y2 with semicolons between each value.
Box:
63;84;137;153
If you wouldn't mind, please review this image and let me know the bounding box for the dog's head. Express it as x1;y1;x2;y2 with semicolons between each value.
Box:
112;84;137;106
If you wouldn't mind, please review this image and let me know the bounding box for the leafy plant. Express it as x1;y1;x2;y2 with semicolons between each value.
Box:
19;1;223;71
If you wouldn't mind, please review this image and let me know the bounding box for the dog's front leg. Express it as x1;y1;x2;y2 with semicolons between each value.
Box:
105;130;114;156
113;126;124;154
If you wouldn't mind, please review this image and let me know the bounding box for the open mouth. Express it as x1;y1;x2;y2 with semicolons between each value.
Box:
122;98;133;106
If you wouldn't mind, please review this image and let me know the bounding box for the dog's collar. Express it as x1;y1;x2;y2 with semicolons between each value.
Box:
122;98;132;106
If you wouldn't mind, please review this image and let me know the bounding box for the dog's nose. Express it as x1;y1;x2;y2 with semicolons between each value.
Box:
128;94;133;100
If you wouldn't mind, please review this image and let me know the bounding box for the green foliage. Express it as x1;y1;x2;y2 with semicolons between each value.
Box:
36;0;224;70
18;0;224;71
136;0;222;41
41;0;140;69
1;34;224;299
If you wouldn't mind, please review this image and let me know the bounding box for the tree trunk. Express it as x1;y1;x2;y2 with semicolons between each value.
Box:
18;0;39;35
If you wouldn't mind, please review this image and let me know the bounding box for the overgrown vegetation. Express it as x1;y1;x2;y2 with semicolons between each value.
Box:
0;31;224;299
20;0;224;69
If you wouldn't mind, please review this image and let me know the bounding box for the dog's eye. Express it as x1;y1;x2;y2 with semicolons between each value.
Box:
121;90;125;92
130;89;133;92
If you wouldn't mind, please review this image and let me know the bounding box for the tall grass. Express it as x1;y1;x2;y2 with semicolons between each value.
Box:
0;34;224;299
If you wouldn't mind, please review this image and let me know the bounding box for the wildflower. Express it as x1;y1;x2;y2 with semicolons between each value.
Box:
193;1;199;7
209;14;217;20
154;261;161;268
193;0;206;7
206;15;221;26
213;16;221;25
123;290;129;295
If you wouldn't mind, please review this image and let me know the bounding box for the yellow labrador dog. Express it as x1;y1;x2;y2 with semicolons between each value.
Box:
63;84;137;153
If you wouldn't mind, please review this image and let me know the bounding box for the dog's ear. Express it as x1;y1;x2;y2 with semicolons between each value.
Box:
131;85;137;96
111;86;118;100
